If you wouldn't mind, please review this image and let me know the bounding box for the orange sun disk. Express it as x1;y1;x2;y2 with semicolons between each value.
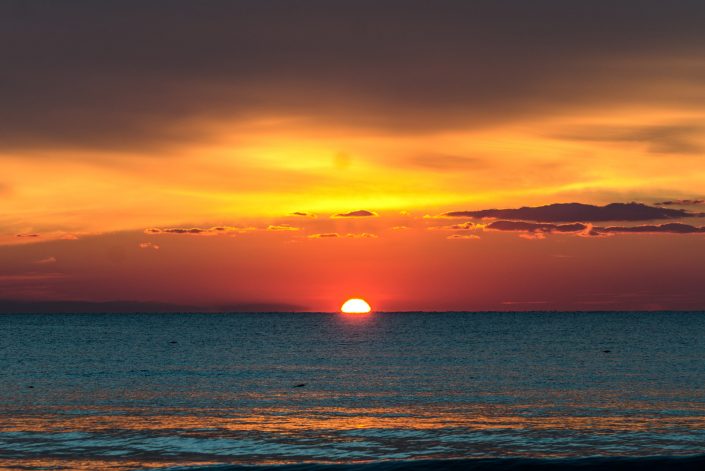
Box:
341;298;372;313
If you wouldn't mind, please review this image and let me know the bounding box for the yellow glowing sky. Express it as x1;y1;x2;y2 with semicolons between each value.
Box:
4;106;705;244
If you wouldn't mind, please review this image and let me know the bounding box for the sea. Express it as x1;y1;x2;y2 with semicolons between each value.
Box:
1;312;705;470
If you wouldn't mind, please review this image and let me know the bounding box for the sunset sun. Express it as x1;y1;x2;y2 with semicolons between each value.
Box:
341;298;372;314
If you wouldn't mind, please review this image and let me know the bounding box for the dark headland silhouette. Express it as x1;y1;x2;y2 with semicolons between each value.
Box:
0;300;303;313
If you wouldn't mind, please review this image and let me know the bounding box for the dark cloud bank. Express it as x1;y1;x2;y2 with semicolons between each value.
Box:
446;202;705;237
444;203;699;223
2;0;705;151
487;221;588;233
486;221;705;236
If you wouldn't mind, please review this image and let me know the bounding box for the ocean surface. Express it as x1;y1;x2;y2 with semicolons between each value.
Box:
1;312;705;470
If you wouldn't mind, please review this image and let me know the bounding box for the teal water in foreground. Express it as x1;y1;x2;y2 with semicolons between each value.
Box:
1;312;705;470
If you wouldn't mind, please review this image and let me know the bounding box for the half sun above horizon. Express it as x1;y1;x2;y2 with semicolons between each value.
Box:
340;298;372;314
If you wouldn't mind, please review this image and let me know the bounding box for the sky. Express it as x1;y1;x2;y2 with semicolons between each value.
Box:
2;0;705;311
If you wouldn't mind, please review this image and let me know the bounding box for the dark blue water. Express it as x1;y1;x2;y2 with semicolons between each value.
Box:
1;312;705;470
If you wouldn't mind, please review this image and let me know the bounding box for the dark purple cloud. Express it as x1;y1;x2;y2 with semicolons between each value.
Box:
595;223;705;234
487;221;587;233
443;202;694;222
485;221;705;236
333;210;377;218
655;199;705;206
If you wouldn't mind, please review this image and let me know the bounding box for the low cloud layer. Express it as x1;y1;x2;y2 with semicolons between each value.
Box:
145;226;254;235
655;199;705;206
267;224;300;231
443;202;695;222
596;223;705;234
446;234;480;240
487;221;588;233
309;233;340;239
308;232;378;239
485;220;705;237
428;222;478;231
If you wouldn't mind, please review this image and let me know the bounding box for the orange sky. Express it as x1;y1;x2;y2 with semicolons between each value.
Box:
2;1;705;311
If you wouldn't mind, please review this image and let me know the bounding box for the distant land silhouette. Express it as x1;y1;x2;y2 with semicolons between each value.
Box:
0;300;303;313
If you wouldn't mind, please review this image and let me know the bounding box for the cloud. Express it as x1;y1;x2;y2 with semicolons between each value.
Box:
554;123;705;154
345;233;378;238
267;224;300;231
486;220;588;233
308;232;378;239
145;228;203;235
446;234;480;240
519;232;547;240
594;223;705;234
290;211;316;217
655;199;705;206
144;226;255;235
332;210;377;218
0;272;66;282
4;1;704;152
484;220;705;237
443;202;694;222
9;232;79;244
308;233;340;238
428;222;479;231
138;242;160;250
32;256;57;264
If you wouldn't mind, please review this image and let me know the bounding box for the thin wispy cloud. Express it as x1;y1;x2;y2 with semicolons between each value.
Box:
145;226;256;235
32;256;57;264
267;225;301;231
